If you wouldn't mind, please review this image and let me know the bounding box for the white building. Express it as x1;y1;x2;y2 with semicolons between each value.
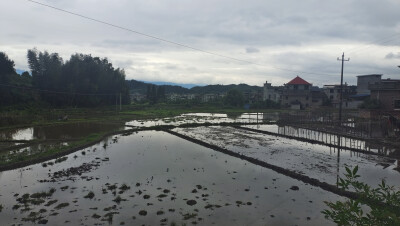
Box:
263;81;281;103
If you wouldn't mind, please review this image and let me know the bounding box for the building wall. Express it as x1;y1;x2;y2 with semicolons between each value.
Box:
263;81;281;103
281;90;311;109
357;74;382;95
281;84;311;109
371;90;400;111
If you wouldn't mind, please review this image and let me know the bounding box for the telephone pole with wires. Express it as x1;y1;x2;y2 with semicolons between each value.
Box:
337;52;350;126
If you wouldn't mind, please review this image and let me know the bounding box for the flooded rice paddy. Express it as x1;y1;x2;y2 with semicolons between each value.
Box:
0;122;125;164
0;131;340;225
173;126;400;187
0;112;398;225
125;113;265;127
242;124;400;156
0;122;125;141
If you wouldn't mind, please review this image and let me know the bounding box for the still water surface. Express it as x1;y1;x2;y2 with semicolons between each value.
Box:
0;131;339;225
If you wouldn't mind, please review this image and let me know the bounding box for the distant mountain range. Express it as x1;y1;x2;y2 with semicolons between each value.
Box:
143;81;201;89
15;69;262;95
126;79;262;95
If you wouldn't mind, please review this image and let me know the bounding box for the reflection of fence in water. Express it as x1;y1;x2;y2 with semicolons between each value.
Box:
277;111;398;139
277;125;398;156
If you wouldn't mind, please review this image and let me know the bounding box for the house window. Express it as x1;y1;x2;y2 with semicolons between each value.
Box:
330;89;334;93
304;85;309;90
294;85;298;90
286;96;288;100
306;96;309;100
394;100;400;109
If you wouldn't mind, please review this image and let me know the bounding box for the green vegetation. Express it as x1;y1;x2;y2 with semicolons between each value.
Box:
0;101;285;169
1;49;129;107
0;52;33;106
224;89;244;107
0;131;107;167
322;166;400;225
146;84;165;104
250;99;280;109
127;79;262;96
359;98;382;109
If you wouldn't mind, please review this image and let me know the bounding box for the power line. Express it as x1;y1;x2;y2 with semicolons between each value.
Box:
346;33;400;55
25;0;334;77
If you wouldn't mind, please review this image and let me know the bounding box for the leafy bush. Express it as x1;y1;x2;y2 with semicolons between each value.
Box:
322;166;400;225
359;98;382;109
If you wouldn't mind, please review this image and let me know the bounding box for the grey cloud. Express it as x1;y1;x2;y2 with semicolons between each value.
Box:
1;0;400;86
385;52;400;59
245;47;259;53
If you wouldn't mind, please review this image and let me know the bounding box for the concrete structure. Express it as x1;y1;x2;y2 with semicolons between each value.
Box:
323;84;357;109
130;93;146;102
263;81;281;103
167;93;196;102
282;76;312;109
201;93;225;103
357;74;382;95
370;79;400;111
244;90;263;104
310;86;328;108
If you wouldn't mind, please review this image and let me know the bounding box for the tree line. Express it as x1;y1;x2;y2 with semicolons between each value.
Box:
0;49;129;107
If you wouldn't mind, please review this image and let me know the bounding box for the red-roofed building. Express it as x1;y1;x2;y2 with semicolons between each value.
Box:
287;76;311;85
282;76;314;109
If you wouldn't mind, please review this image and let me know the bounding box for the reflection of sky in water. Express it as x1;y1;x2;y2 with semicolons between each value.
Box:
0;123;124;141
0;131;340;225
173;126;400;188
125;113;268;128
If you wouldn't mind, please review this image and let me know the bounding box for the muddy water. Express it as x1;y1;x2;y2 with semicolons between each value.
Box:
173;126;400;188
0;131;340;225
0;122;125;141
242;124;400;156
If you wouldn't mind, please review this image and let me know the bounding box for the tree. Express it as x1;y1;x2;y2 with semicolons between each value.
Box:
26;48;130;107
0;52;16;76
0;52;33;106
322;166;400;225
224;89;244;107
359;98;381;109
157;86;165;101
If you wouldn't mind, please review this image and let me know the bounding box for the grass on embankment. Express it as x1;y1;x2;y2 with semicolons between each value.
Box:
0;132;109;171
0;102;284;130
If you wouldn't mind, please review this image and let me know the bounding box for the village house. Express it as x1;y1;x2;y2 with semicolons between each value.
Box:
167;93;196;102
281;76;312;109
369;78;400;111
323;84;357;109
357;74;382;95
310;86;328;108
130;92;146;103
263;81;282;103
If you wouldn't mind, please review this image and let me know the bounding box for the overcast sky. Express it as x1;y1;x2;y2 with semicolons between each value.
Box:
1;0;399;86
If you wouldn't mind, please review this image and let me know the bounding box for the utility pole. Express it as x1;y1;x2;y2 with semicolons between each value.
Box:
337;52;350;126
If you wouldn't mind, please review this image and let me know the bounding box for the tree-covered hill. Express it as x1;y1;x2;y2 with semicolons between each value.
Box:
127;80;262;95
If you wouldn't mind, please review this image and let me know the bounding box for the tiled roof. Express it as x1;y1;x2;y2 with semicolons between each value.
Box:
287;76;311;85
